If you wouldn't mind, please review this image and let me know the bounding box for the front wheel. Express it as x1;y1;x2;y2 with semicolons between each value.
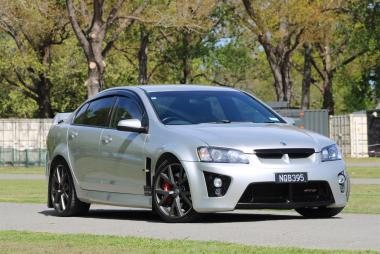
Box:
152;159;200;222
49;161;90;216
295;207;344;218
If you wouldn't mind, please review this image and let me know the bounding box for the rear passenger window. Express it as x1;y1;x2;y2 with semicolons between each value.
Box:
73;97;115;127
111;97;143;128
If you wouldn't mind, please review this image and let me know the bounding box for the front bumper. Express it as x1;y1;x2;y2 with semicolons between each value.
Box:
182;154;350;213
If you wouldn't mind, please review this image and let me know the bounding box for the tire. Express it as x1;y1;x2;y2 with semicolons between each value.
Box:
49;161;90;216
152;158;200;223
295;207;344;218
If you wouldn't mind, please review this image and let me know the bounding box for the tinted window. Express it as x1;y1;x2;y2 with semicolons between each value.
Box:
111;97;143;128
148;90;284;125
73;103;89;125
74;97;115;127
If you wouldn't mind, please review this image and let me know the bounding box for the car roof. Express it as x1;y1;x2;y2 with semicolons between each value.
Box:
105;84;237;93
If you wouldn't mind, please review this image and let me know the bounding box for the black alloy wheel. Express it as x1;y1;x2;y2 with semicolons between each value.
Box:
50;161;90;216
153;159;200;222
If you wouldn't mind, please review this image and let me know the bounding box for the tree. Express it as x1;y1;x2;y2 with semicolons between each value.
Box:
66;0;147;97
0;0;70;117
309;0;378;114
237;0;315;104
112;0;219;85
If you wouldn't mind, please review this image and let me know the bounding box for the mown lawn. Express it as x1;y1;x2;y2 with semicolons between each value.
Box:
344;185;380;214
0;180;47;203
0;167;44;175
0;231;377;254
347;167;380;178
345;157;380;164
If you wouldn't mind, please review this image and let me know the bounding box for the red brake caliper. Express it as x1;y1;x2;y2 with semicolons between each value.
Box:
162;182;173;205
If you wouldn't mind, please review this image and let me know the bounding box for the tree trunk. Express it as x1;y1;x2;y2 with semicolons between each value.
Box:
322;75;334;114
281;54;293;102
35;81;53;118
262;47;292;103
320;45;335;114
138;27;149;84
35;45;53;118
86;66;103;98
301;43;312;109
180;32;191;84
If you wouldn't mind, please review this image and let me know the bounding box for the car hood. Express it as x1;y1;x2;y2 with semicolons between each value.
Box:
166;123;333;153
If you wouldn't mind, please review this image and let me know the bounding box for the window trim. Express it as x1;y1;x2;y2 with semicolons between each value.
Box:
71;96;116;128
108;95;147;130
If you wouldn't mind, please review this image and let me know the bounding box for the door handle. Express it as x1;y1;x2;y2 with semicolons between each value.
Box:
102;135;112;144
69;131;78;139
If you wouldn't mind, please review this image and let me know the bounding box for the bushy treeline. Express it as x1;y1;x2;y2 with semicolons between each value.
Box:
0;0;379;118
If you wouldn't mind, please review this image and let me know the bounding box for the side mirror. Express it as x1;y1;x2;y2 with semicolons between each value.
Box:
117;119;147;133
283;117;295;126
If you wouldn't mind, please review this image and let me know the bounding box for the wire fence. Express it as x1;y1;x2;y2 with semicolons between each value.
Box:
0;148;47;167
0;119;52;167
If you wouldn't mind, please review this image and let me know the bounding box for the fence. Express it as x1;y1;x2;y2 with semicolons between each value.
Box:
274;108;329;137
330;113;368;158
0;119;53;166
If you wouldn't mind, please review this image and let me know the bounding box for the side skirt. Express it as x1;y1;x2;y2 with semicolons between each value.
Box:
80;189;152;209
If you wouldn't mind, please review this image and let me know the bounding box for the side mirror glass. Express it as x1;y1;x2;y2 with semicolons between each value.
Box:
116;119;147;133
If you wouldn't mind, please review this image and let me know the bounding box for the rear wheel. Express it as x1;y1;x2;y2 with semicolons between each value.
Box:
295;207;344;218
152;158;200;222
49;161;90;216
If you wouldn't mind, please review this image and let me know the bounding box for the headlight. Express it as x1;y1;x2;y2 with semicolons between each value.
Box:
321;144;342;162
197;147;249;164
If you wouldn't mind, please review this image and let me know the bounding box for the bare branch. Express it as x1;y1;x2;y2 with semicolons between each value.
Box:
332;50;367;73
102;1;148;57
105;0;126;29
0;19;25;52
311;56;324;79
66;0;91;56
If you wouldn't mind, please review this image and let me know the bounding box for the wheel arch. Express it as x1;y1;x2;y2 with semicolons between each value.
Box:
153;152;180;176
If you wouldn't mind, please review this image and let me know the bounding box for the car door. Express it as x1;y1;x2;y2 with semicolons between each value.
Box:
67;96;116;190
97;95;148;194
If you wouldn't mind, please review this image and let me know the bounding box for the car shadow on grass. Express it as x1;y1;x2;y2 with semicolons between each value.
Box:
39;208;335;223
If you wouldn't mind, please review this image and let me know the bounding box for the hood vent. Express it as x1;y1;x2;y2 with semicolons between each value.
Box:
254;148;315;159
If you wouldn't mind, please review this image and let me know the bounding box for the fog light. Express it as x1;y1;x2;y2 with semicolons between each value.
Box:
338;174;346;184
213;177;222;188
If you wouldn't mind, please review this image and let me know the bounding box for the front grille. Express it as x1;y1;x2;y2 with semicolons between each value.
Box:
254;148;315;159
236;181;334;209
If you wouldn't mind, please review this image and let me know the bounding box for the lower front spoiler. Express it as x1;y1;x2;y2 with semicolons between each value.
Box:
236;201;333;209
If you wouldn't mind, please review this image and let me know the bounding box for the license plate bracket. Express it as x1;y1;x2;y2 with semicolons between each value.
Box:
275;172;308;183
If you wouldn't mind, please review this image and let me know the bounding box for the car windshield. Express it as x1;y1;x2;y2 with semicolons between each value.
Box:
148;90;284;125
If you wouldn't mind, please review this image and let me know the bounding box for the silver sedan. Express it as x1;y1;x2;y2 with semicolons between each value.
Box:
46;85;350;222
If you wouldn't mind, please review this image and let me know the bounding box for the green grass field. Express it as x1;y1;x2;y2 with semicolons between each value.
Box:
0;179;379;214
344;185;380;214
347;168;380;178
0;180;47;203
0;231;377;254
0;167;44;175
344;157;380;163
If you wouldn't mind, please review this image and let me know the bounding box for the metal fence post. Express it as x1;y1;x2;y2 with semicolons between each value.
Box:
25;149;29;167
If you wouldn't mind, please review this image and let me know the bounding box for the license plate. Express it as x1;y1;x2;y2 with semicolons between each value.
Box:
275;172;308;183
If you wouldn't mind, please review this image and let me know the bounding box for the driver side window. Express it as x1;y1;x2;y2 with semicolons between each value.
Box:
111;97;143;128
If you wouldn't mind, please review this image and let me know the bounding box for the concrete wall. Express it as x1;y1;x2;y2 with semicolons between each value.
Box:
0;119;53;166
0;119;53;150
